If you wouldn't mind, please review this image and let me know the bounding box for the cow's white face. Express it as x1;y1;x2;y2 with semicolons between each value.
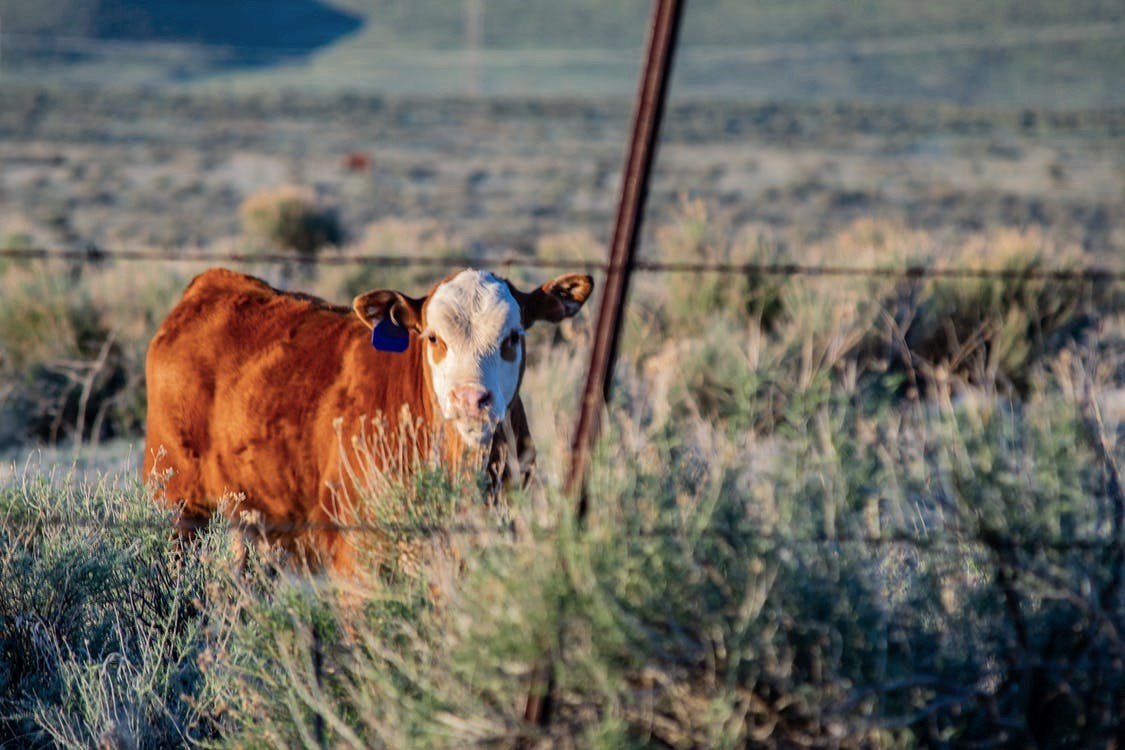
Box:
422;271;524;445
354;268;594;448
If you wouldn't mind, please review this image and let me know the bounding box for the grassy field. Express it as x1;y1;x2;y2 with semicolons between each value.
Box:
1;202;1124;746
2;89;1123;263
1;2;1124;745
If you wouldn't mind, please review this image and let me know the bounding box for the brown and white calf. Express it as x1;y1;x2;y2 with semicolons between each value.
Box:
143;267;593;573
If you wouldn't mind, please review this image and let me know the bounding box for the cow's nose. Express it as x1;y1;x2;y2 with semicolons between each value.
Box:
450;385;492;416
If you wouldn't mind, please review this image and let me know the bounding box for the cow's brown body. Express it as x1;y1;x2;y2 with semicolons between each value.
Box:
143;268;574;573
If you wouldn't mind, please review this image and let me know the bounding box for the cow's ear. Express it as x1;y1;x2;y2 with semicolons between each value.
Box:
518;273;594;327
353;290;424;332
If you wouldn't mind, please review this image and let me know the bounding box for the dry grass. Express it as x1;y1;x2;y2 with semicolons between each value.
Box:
0;206;1122;747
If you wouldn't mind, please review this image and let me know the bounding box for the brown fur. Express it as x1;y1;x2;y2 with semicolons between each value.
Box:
143;268;591;574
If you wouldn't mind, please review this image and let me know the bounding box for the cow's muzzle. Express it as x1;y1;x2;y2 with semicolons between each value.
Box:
449;385;493;420
447;385;499;446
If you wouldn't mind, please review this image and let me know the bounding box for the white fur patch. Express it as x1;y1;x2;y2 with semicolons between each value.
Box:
425;271;524;444
426;271;521;354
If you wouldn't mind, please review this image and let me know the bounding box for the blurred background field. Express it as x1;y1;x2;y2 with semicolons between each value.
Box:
3;0;1124;260
3;0;1125;105
1;1;1125;746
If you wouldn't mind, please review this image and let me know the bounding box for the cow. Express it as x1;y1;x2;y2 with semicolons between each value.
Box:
143;267;593;574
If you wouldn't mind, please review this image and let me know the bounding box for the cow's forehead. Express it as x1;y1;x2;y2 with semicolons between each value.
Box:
424;270;521;349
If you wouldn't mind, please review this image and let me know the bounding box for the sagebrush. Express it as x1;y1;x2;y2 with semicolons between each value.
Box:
0;210;1122;747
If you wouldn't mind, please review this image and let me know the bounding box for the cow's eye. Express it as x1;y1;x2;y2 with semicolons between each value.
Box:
500;330;521;361
425;332;448;363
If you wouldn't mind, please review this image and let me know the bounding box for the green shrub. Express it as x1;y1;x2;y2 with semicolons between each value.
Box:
843;226;1112;396
0;261;187;447
901;232;1102;393
643;200;785;336
0;232;35;275
641;216;1113;406
0;263;117;446
239;184;343;262
201;462;490;749
173;355;1125;747
0;209;1121;747
0;332;1122;747
0;464;222;748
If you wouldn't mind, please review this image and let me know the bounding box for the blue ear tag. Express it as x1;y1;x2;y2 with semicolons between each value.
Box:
371;317;410;353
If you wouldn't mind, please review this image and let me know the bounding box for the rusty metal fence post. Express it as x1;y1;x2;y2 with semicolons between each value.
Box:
564;0;685;512
523;0;685;734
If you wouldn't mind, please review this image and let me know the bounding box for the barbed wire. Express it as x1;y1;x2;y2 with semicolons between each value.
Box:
1;508;1123;554
3;246;1123;283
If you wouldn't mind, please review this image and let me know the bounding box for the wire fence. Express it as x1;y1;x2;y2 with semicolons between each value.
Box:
1;194;1123;550
3;245;1124;283
4;15;1124;747
1;237;1122;544
2;507;1123;555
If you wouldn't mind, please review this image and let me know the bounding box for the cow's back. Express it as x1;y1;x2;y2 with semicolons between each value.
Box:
143;269;428;550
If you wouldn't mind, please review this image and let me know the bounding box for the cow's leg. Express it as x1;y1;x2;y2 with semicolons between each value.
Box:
174;512;212;541
306;481;358;578
488;395;537;497
144;441;215;543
